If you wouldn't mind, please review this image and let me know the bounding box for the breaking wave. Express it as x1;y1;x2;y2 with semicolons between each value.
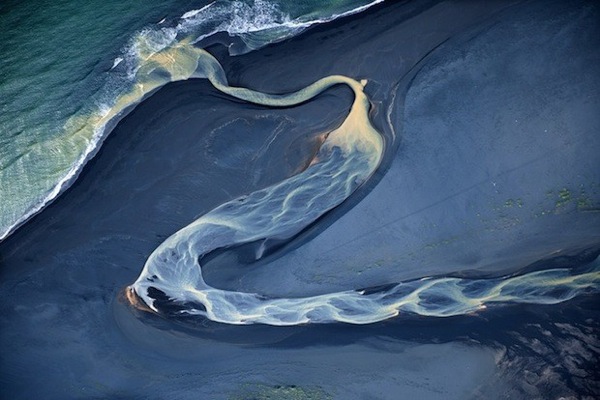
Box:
0;0;384;241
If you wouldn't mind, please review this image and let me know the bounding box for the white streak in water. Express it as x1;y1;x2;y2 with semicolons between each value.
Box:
181;3;216;20
128;49;600;326
111;57;124;70
1;0;388;242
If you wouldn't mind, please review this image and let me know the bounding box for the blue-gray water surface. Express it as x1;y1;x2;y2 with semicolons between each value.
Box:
0;0;599;398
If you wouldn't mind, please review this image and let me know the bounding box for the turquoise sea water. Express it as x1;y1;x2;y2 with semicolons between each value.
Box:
0;0;382;241
1;1;599;397
2;0;599;326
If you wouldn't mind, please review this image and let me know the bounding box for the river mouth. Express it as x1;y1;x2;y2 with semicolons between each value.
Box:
1;0;599;398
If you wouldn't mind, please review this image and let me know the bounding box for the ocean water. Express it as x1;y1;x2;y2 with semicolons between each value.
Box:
1;0;599;398
0;0;382;241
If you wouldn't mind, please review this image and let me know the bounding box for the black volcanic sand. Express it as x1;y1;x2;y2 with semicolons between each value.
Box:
207;0;600;296
1;1;599;399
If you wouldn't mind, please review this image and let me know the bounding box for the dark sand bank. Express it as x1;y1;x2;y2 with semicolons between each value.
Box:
208;0;600;296
1;0;599;398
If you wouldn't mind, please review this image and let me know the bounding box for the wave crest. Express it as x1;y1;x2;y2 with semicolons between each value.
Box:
1;0;384;242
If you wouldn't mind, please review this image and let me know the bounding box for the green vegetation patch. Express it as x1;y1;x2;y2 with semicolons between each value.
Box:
230;384;332;400
555;188;572;208
503;198;523;208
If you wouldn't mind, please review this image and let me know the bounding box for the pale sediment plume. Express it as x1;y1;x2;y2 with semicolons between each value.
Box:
129;46;600;326
0;0;388;242
0;38;204;242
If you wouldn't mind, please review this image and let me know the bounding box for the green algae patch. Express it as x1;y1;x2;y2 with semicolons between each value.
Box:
503;198;523;208
534;185;600;217
555;188;572;208
230;384;332;400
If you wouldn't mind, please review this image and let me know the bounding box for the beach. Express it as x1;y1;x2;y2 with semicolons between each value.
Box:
1;0;599;398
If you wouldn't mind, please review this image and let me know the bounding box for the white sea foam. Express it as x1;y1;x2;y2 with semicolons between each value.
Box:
181;2;215;20
1;0;386;242
0;110;112;242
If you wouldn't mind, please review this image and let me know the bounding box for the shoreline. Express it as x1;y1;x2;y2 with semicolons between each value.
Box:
1;1;599;398
0;0;392;244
